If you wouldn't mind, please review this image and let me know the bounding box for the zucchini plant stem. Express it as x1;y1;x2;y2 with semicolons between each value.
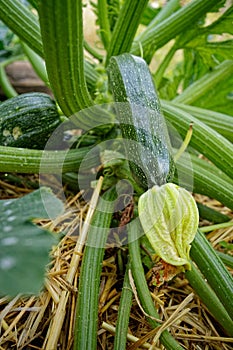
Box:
197;202;230;224
38;0;94;115
199;221;233;233
0;0;42;55
21;42;49;85
0;0;99;91
162;101;233;180
174;153;233;211
173;122;193;163
106;0;149;64
2;140;232;216
168;102;233;143
0;54;26;98
191;230;233;319
1;55;26;68
217;252;233;270
153;44;177;88
97;0;111;51
146;0;180;31
173;60;233;104
73;186;117;350
141;0;180;63
0;65;18;98
84;40;103;61
185;261;233;336
128;223;184;350
28;0;38;10
0;146;97;174
113;262;133;350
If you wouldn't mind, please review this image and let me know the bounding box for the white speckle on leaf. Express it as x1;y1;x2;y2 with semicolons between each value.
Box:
0;256;16;270
1;237;18;246
7;216;16;222
3;201;12;206
3;226;13;233
5;209;13;216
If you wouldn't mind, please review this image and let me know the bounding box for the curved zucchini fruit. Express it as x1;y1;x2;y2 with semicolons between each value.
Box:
107;53;174;191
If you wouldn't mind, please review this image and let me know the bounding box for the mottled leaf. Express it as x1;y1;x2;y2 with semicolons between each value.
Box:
0;187;64;296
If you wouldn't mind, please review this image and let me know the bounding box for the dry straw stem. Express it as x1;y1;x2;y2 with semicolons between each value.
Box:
207;224;233;248
102;321;151;349
127;293;193;350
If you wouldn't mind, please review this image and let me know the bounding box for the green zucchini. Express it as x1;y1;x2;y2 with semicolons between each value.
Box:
108;53;174;191
0;92;61;149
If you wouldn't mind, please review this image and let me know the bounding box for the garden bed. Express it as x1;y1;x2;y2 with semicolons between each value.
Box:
0;174;232;350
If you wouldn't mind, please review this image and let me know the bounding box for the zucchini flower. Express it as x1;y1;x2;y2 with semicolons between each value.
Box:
138;183;199;270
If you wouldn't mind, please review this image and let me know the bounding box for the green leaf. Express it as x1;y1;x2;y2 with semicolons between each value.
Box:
0;20;22;62
208;5;233;35
131;0;223;62
158;63;183;100
182;49;207;90
157;5;233;99
195;40;233;63
0;187;63;296
182;37;233;82
208;0;227;13
106;0;121;31
178;7;233;104
180;41;233;114
192;73;233;115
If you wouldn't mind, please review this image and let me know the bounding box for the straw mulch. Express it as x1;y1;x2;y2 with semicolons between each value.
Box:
0;174;233;350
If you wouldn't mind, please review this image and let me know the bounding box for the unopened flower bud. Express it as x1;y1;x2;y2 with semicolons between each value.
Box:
138;183;199;270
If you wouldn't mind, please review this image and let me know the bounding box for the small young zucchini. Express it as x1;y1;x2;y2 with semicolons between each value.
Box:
107;53;174;191
0;92;61;149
